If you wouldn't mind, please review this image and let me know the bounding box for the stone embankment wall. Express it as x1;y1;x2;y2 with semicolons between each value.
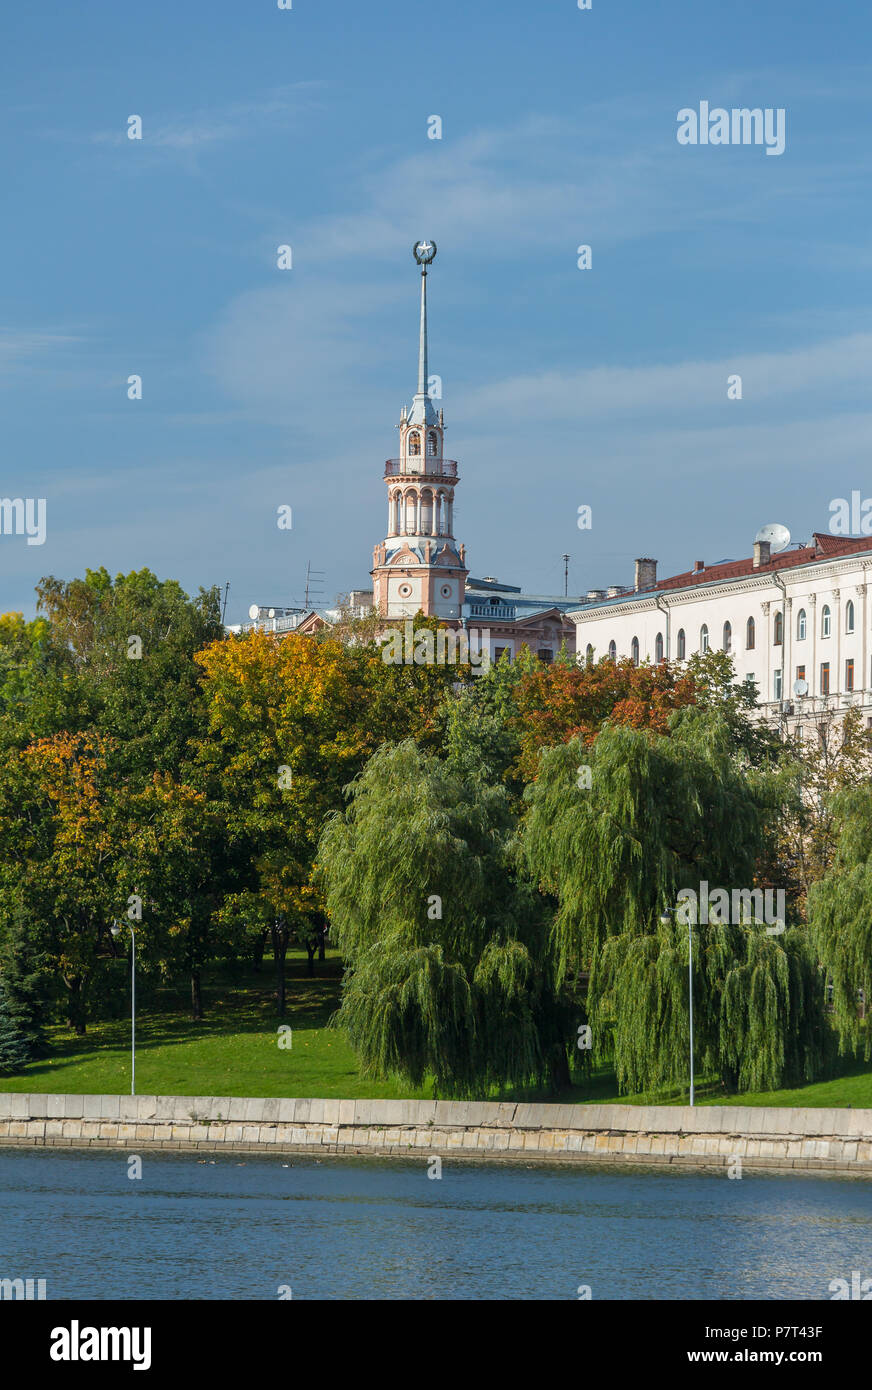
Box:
1;1094;871;1174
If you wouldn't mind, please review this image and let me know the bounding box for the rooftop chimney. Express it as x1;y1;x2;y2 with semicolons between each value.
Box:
753;540;771;569
693;559;705;574
634;558;657;592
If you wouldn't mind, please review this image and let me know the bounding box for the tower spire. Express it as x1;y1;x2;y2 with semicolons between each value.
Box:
418;263;429;397
372;242;467;625
409;240;438;426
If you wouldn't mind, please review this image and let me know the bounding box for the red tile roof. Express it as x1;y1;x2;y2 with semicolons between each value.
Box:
651;533;872;594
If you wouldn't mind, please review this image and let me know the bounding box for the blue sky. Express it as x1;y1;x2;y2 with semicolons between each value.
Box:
3;0;872;620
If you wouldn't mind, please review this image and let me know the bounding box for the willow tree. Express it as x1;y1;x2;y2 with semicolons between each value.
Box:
317;740;570;1096
809;784;872;1059
522;709;770;977
590;917;827;1095
522;709;825;1093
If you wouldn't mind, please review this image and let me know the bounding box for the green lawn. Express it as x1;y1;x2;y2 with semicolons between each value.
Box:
569;1062;872;1110
2;948;870;1109
1;952;431;1101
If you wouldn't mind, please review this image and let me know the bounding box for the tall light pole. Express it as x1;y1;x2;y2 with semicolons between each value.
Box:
111;918;136;1096
687;909;694;1107
662;907;694;1107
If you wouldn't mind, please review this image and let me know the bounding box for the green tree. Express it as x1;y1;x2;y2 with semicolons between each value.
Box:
808;782;872;1059
0;904;52;1057
0;732;239;1031
682;649;782;761
194;628;370;980
35;567;222;784
438;647;534;800
124;773;243;1022
522;709;824;1093
0;733;129;1034
0;977;31;1074
778;706;872;919
521;710;770;981
318;740;570;1096
356;612;475;755
0;611;89;753
590;916;827;1095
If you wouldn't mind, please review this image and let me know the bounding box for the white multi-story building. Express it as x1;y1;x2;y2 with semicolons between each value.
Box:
569;532;872;733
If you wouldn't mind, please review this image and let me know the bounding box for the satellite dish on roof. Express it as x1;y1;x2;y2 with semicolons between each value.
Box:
755;522;791;553
248;604;260;620
793;678;809;697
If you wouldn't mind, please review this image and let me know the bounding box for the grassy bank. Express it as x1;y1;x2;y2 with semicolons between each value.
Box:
2;951;869;1108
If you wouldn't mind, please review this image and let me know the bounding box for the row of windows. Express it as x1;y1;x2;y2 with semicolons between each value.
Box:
591;602;861;668
773;660;858;698
591;627;723;664
764;604;856;643
796;602;855;639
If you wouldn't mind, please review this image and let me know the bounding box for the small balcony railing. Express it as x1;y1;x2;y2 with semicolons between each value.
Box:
242;614;306;634
467;601;517;621
385;458;458;478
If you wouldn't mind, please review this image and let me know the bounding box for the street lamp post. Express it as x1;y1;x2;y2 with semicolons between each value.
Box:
662;907;694;1107
111;919;136;1096
687;911;694;1107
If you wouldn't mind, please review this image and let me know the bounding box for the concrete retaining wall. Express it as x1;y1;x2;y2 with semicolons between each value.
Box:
1;1094;871;1173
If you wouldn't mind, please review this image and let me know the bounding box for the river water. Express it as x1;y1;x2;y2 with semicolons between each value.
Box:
1;1148;870;1300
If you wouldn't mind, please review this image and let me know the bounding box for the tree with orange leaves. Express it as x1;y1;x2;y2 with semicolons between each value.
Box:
514;656;700;782
193;629;371;1004
514;649;773;783
0;729;238;1031
0;732;130;1033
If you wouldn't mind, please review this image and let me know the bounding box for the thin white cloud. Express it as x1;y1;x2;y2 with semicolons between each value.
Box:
0;329;84;366
458;334;872;425
85;85;322;152
197;100;872;433
199;278;407;430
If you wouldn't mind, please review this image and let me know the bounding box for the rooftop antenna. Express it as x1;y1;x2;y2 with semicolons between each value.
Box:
562;554;570;597
304;561;325;610
754;522;791;553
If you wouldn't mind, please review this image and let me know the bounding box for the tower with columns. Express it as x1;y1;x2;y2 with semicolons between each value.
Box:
371;242;468;622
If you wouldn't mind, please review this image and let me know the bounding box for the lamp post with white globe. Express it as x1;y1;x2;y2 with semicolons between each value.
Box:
110;918;136;1096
